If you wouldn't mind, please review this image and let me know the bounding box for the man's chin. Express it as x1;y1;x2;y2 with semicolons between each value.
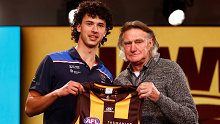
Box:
87;43;99;48
128;58;140;62
130;60;141;63
129;58;146;65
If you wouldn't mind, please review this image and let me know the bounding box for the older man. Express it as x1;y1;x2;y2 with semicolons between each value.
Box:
114;20;198;124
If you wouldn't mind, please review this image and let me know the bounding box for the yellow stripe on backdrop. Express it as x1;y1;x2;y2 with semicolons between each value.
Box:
21;26;220;124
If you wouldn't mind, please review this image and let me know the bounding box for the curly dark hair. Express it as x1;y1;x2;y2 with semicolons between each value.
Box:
70;0;113;47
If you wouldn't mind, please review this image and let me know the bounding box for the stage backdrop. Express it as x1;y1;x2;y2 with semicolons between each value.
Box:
21;26;220;124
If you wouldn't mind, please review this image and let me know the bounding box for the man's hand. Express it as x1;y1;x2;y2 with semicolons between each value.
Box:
137;82;160;103
55;80;85;97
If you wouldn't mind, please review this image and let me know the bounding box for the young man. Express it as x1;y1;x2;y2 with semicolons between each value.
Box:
25;1;113;124
114;20;198;124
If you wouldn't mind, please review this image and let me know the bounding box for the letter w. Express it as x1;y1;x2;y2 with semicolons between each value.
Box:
177;47;220;92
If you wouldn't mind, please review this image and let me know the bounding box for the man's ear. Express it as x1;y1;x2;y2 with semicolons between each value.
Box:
76;23;81;32
148;39;154;50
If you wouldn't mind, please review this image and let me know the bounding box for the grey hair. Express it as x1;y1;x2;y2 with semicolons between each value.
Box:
117;20;159;61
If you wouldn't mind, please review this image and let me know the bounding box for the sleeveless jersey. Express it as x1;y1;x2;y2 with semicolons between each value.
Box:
71;82;143;124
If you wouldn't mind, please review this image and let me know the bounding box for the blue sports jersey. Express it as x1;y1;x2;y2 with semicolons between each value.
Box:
29;47;113;124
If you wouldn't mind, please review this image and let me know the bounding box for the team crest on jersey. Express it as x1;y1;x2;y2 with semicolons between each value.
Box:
84;117;100;124
99;74;106;81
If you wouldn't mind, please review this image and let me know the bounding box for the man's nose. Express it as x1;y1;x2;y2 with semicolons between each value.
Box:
130;42;137;52
92;25;98;33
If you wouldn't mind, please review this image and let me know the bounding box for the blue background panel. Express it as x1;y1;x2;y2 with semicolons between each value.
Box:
0;26;20;124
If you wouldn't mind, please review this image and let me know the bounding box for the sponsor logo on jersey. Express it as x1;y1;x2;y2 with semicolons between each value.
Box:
104;107;114;113
107;121;132;124
69;65;80;69
32;75;38;83
70;69;81;74
69;65;81;74
84;117;100;124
